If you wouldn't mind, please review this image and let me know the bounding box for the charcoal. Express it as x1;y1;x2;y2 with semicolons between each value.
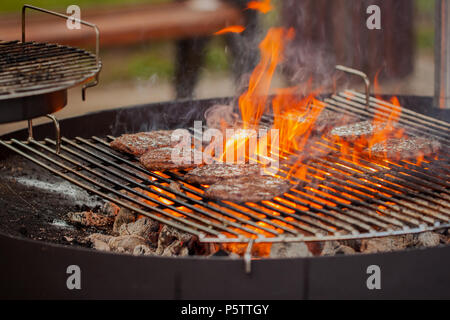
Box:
321;241;356;256
86;233;113;252
269;242;313;258
87;233;113;243
102;202;120;217
113;207;135;233
67;211;113;228
119;217;160;243
161;240;188;257
156;225;194;255
133;244;155;256
360;234;415;253
92;239;111;252
108;234;148;253
416;232;441;247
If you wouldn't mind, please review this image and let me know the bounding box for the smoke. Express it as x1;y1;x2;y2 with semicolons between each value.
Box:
281;41;340;96
204;104;238;130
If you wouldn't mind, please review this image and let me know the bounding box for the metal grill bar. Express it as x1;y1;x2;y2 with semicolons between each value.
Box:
0;93;449;243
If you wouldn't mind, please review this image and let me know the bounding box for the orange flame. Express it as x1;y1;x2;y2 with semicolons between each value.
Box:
219;27;326;178
239;27;294;127
367;96;405;160
247;0;273;14
214;25;246;35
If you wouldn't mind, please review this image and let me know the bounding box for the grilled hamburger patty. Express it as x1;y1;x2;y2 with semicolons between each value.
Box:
312;109;360;134
367;137;441;160
185;163;262;185
204;175;293;202
329;120;388;142
139;147;201;171
110;131;175;156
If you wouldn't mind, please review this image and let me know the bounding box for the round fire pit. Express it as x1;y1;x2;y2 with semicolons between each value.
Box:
0;97;449;299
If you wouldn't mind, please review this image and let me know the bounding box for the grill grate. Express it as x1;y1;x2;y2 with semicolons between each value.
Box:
1;90;449;243
0;40;101;99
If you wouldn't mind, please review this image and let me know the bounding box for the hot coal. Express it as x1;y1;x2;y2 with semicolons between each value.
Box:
269;242;313;258
118;217;160;244
139;147;201;171
360;234;415;253
110;130;176;156
204;175;293;202
113;207;135;233
367;137;441;160
185;163;262;185
67;211;113;228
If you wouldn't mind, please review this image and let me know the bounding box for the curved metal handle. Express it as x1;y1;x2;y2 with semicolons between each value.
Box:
46;114;61;154
335;65;371;109
22;4;100;100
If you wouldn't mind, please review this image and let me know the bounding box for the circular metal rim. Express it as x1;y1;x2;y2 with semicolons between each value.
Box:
199;223;450;243
0;41;102;101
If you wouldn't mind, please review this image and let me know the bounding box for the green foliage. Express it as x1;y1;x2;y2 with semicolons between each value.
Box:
415;0;435;50
416;0;434;14
127;45;174;80
204;39;229;72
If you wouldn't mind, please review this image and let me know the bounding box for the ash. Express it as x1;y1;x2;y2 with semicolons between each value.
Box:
15;177;103;207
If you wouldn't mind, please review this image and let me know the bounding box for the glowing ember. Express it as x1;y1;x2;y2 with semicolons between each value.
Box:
247;0;273;14
214;25;246;35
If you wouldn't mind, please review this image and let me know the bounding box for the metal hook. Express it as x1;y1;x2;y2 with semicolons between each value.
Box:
336;65;371;109
82;74;99;101
22;5;101;100
46;115;61;154
244;239;254;274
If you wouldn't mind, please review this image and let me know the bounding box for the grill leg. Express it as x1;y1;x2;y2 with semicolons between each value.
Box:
27;119;33;141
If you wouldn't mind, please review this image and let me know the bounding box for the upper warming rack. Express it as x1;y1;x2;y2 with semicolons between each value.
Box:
0;5;101;125
0;40;100;100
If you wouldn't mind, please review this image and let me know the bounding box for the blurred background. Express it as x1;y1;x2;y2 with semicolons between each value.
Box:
0;0;435;134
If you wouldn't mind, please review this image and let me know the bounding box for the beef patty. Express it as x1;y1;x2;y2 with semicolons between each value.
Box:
139;147;201;171
110;131;175;156
312;109;360;134
204;175;293;202
367;137;441;160
185;163;262;185
329;120;389;142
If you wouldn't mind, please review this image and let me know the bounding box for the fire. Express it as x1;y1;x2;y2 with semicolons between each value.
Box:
272;89;324;154
214;25;246;35
217;27;326;181
218;28;297;166
239;28;294;127
247;0;273;14
367;96;405;159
